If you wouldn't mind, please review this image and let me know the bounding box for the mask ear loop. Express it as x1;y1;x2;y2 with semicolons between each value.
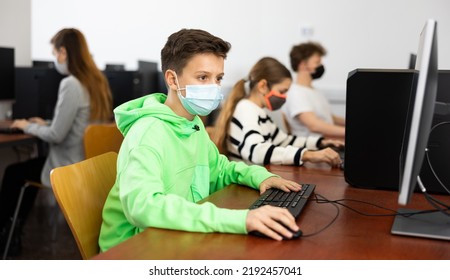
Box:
264;91;274;111
170;70;185;93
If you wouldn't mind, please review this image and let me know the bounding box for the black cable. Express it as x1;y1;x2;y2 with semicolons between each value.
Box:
423;192;450;217
314;194;448;218
300;193;340;238
425;121;450;195
297;191;449;238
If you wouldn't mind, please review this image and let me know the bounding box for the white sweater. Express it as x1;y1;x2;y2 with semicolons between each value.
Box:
227;99;321;166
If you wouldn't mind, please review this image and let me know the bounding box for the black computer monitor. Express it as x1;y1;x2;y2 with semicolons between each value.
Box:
105;64;125;71
33;60;55;69
0;47;15;101
103;70;138;109
156;71;167;93
137;60;160;95
391;19;450;240
13;67;64;119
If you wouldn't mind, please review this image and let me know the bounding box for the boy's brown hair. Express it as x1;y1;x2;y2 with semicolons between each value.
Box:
289;42;326;72
161;29;231;74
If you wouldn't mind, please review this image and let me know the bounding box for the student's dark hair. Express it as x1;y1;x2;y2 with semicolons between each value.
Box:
51;28;112;121
161;29;231;74
289;42;327;72
214;57;291;154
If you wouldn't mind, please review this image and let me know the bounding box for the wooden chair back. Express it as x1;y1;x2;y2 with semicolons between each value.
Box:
84;123;123;159
50;152;117;259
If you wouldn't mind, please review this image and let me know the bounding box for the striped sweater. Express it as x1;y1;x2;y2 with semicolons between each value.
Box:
227;99;322;165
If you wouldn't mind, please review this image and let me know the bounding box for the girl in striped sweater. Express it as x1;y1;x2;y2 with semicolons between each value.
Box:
214;57;342;167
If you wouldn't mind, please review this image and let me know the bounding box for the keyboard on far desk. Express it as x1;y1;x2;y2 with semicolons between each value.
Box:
249;183;316;218
0;127;23;134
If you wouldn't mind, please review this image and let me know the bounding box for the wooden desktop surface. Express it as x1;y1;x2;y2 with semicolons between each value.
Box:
0;120;37;148
92;165;450;260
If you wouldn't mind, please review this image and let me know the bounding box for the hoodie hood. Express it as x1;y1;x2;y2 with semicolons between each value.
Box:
114;93;203;137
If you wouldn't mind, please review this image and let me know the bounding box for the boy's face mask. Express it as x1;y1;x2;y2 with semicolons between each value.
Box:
311;65;325;80
174;73;223;116
264;90;287;111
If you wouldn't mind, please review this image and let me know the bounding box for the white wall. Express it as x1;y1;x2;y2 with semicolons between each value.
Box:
0;0;32;181
0;0;31;120
0;0;31;66
31;0;450;93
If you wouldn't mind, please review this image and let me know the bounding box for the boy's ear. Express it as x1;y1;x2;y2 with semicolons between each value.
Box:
165;70;178;91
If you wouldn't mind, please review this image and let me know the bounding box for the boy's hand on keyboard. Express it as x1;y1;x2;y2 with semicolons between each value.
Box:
259;177;301;194
246;205;299;241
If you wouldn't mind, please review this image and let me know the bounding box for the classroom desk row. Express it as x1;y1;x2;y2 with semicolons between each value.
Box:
92;164;450;260
1;130;447;260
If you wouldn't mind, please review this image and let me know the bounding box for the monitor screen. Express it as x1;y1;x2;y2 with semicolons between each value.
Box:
0;47;15;101
391;19;450;240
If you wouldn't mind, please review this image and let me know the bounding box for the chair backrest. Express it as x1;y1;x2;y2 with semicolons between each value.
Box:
84;122;123;159
50;151;117;259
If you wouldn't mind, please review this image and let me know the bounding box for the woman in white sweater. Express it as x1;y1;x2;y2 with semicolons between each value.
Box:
214;57;342;166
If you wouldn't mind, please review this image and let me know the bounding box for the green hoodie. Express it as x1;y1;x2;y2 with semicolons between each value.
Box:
98;93;276;252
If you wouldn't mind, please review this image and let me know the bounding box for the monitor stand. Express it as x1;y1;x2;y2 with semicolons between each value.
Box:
391;208;450;240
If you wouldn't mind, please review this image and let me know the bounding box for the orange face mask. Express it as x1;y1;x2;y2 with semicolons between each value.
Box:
264;90;287;111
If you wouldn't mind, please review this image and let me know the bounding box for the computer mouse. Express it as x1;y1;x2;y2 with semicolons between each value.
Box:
249;228;303;240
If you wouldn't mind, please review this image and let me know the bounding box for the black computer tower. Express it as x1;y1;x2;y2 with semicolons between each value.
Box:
345;69;450;194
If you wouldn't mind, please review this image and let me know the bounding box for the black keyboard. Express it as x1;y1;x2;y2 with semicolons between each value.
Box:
0;127;23;134
249;184;315;218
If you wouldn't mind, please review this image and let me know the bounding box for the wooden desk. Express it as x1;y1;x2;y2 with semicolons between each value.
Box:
92;167;450;260
0;121;38;149
266;162;344;177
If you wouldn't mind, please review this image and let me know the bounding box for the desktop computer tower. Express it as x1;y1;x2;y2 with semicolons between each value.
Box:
345;69;450;194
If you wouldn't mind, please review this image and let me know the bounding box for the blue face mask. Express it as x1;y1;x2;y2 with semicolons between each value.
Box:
175;74;223;116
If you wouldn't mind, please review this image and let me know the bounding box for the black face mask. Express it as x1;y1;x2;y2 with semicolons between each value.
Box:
264;90;287;111
311;65;325;80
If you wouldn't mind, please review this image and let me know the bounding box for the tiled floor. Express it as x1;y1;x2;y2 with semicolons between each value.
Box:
5;189;81;260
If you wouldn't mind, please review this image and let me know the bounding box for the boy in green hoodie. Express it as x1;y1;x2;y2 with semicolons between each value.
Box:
99;29;303;252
